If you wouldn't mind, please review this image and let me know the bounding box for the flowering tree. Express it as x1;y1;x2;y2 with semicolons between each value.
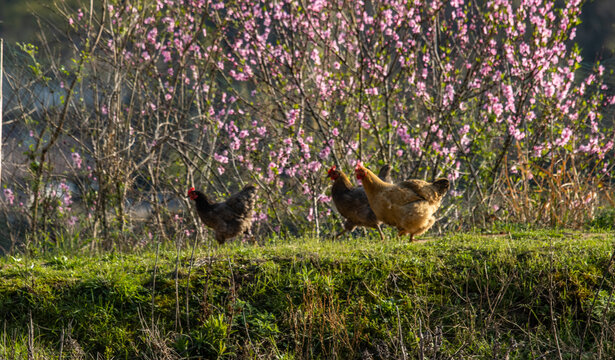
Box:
1;0;613;246
213;0;614;226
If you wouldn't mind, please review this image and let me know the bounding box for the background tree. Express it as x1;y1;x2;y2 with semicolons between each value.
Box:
0;0;613;250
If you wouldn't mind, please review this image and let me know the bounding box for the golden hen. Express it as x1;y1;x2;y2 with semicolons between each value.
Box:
354;164;449;241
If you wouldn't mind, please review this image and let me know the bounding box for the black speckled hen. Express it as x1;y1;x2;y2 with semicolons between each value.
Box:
188;185;258;244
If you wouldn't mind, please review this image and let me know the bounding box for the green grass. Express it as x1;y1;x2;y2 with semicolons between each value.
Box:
1;230;615;359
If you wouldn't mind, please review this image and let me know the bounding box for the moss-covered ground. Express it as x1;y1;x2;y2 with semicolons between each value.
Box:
1;230;614;359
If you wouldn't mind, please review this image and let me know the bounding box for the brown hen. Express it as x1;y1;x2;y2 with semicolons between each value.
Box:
327;164;392;240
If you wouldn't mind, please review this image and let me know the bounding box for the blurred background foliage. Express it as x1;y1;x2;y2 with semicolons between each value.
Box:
0;0;81;44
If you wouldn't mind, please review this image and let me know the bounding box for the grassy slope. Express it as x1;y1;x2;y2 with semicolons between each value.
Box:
1;231;614;359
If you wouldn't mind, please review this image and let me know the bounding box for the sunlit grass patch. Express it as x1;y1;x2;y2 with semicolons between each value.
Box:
0;230;614;359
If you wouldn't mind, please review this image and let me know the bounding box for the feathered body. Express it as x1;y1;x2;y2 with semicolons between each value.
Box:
188;185;258;244
354;164;449;241
327;164;391;240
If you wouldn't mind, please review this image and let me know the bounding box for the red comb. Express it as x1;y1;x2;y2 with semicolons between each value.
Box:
327;165;336;173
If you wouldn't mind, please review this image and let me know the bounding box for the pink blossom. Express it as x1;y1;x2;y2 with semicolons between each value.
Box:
214;153;229;164
502;84;516;112
443;84;454;106
285;166;297;177
460;135;471;153
318;195;331;203
162;51;172;63
319;146;331;160
59;182;72;207
601;140;614;157
307;161;322;172
287;109;299;126
554;127;573;147
365;87;379;96
601;162;609;174
3;189;14;205
492;103;503;117
508;125;526;141
307;207;314;222
71;152;82;169
309;0;326;13
230;138;241;150
147;28;158;45
310;49;321;66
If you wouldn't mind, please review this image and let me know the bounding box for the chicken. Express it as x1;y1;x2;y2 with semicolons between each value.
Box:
327;164;392;240
375;164;393;183
354;164;449;242
187;185;258;244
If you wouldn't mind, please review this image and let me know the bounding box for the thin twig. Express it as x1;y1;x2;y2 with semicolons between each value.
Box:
396;305;408;360
548;241;563;360
174;236;182;332
151;242;160;330
185;233;199;332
